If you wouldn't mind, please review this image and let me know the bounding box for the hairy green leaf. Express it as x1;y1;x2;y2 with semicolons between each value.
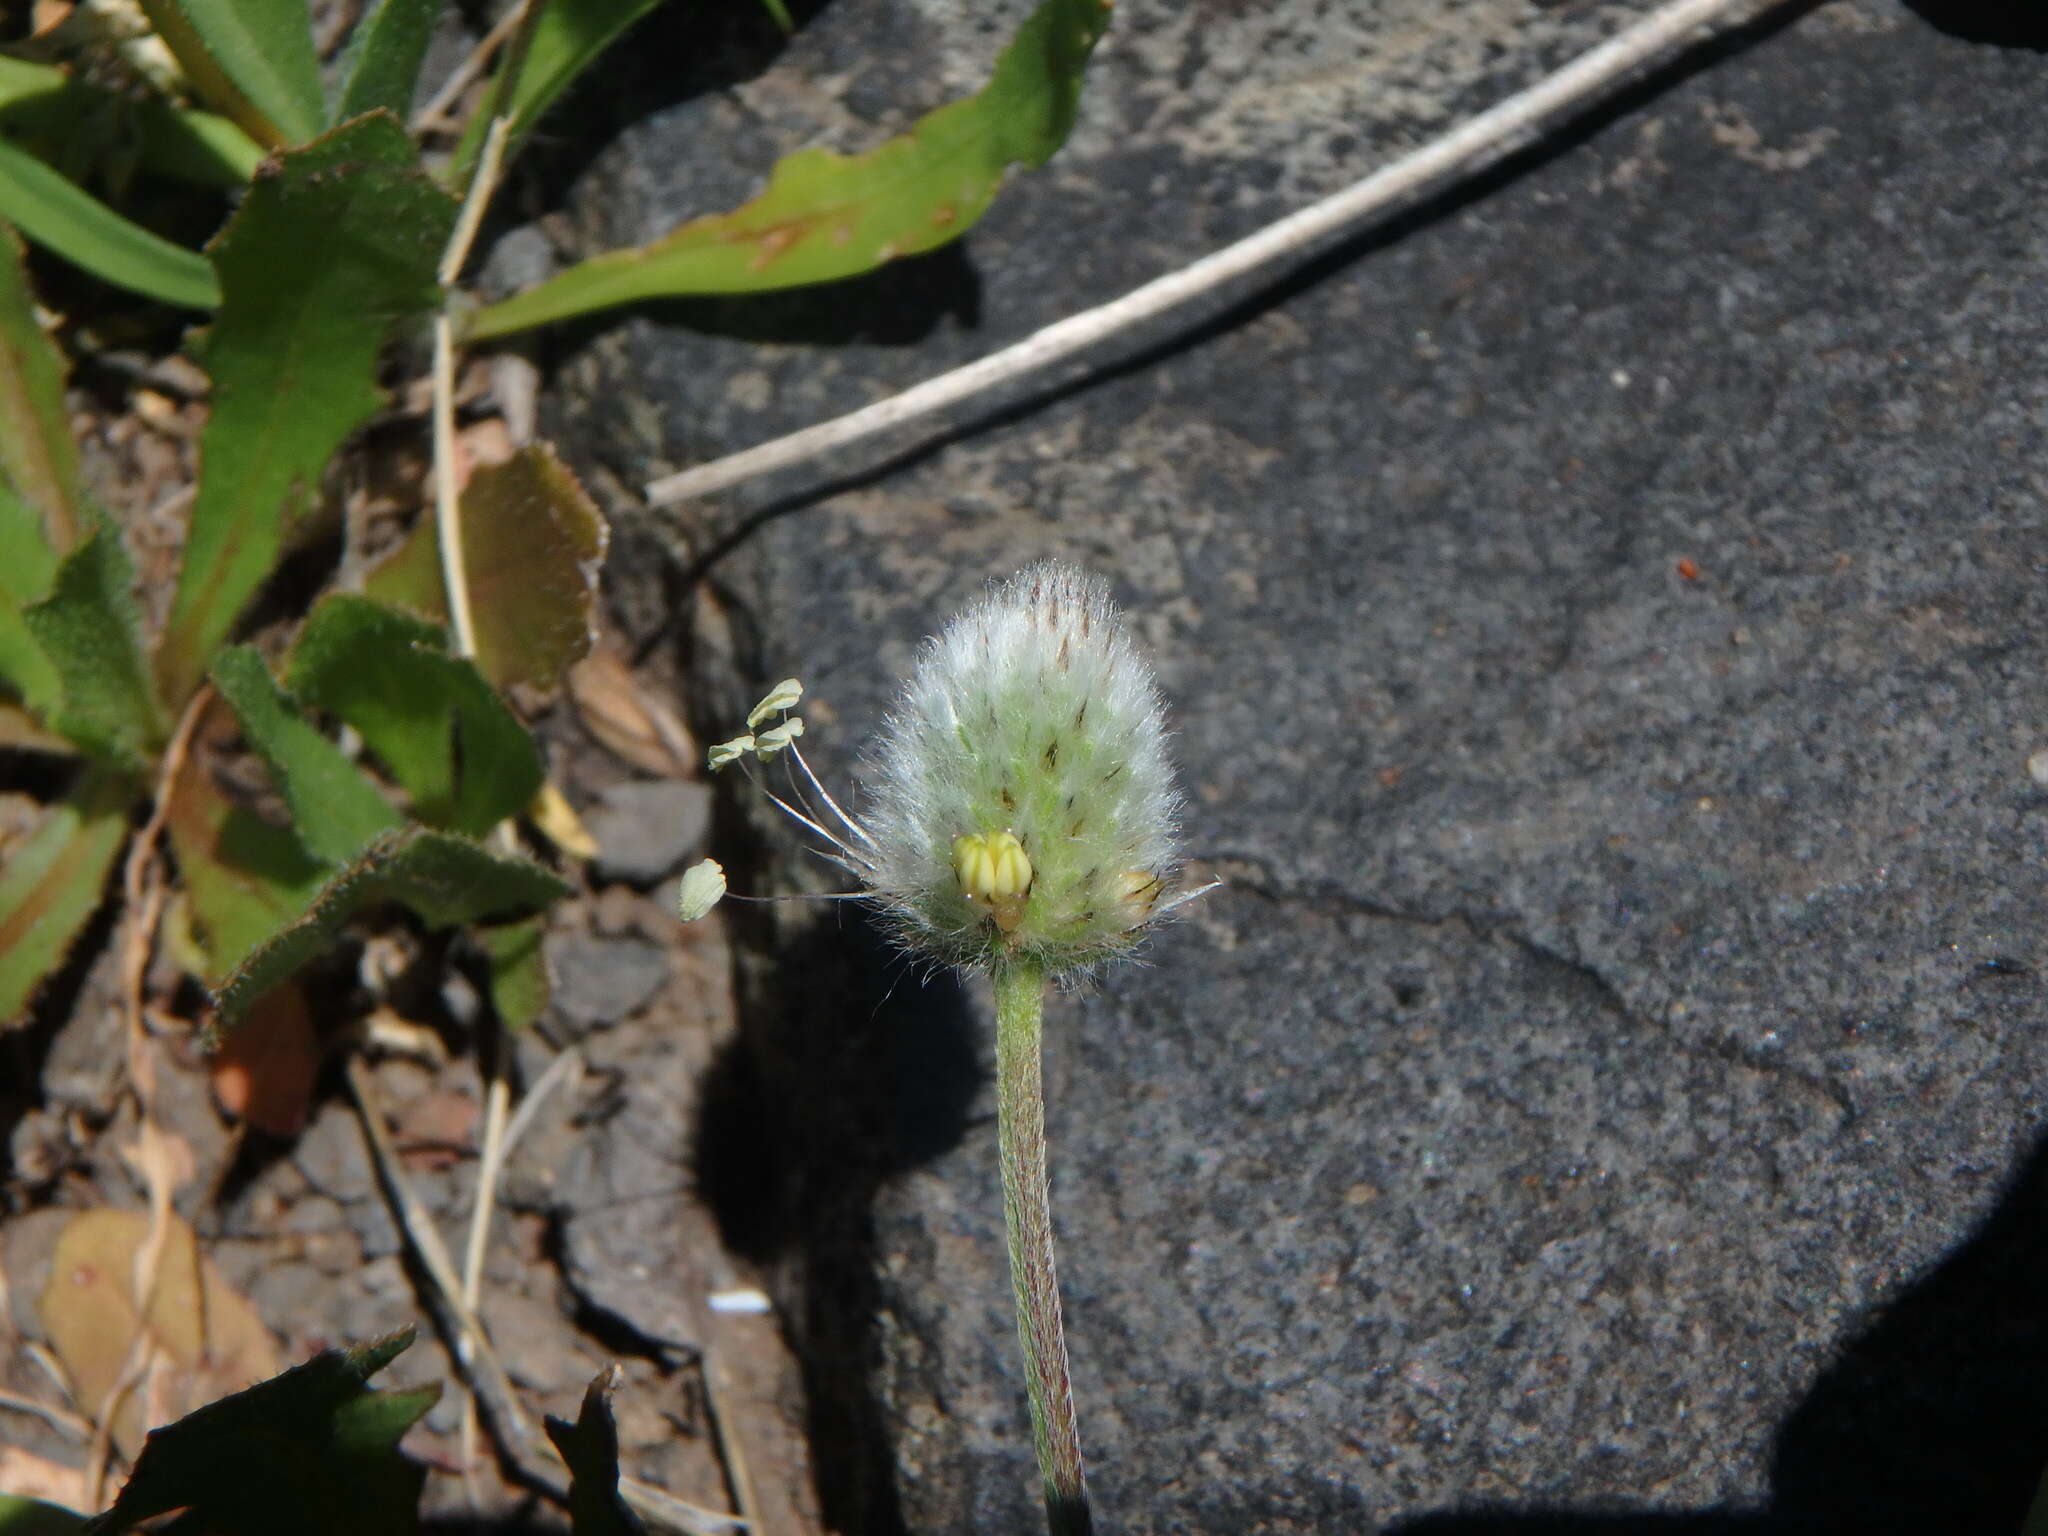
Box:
0;139;220;310
84;1329;435;1536
288;595;541;836
0;223;83;555
336;0;444;124
547;1368;646;1536
0;55;263;189
210;645;403;865
475;914;548;1030
0;485;60;718
133;0;324;149
447;0;669;188
466;0;1111;338
23;526;164;766
0;1497;86;1535
156;115;456;705
163;703;332;982
213;826;569;1026
0;771;131;1025
361;444;609;691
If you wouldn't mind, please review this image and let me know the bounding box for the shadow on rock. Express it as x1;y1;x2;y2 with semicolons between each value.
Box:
694;907;981;1536
1392;1126;2048;1536
1899;0;2048;49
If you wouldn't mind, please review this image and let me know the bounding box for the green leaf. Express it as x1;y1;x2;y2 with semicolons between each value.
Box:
0;1497;86;1536
210;645;403;865
155;114;456;706
361;444;609;691
0;55;264;190
163;703;332;982
133;0;325;149
335;0;444;123
83;1329;435;1536
0;222;83;556
546;1368;646;1536
0;771;131;1025
466;0;1111;338
213;825;570;1027
0;138;220;310
288;595;541;836
447;0;670;189
0;482;60;717
23;526;164;766
475;913;548;1030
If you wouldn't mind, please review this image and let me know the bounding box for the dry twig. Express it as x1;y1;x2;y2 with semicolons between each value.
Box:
646;0;1783;509
345;1061;743;1534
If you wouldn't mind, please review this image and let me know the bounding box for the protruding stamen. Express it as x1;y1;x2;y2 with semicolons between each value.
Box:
756;717;805;758
748;678;803;728
708;735;755;770
677;858;727;921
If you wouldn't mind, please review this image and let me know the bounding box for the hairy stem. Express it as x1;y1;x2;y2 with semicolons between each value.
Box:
993;953;1093;1536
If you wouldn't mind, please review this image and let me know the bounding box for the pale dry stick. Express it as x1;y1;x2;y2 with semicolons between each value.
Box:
646;0;1780;509
0;1386;94;1440
428;106;525;1489
82;693;216;1509
82;1128;193;1511
119;686;212;1100
345;1060;743;1534
697;1349;763;1536
432;111;515;670
411;0;534;134
496;1044;581;1157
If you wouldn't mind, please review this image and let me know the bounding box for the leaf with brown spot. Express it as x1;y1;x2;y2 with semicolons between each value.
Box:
360;444;608;693
37;1209;278;1460
0;223;81;556
0;770;131;1026
466;0;1112;337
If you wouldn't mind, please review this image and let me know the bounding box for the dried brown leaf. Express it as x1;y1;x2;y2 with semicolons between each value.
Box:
209;983;321;1136
37;1209;279;1459
566;647;694;779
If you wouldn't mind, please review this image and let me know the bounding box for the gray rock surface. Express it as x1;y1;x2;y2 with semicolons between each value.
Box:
588;778;713;887
545;930;671;1033
541;0;2048;1532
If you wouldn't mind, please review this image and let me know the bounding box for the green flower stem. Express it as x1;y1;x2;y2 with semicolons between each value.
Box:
993;952;1094;1536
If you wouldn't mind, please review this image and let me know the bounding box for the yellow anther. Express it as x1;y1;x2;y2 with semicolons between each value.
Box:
747;678;803;729
708;735;755;770
1114;868;1163;927
755;717;804;757
676;858;727;921
953;831;1033;934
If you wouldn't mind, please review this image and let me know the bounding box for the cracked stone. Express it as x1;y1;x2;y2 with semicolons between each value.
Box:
547;1;2048;1532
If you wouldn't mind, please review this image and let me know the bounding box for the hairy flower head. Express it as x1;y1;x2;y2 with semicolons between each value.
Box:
858;561;1183;975
686;562;1199;977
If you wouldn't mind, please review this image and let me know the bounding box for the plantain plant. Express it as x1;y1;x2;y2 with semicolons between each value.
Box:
0;0;1114;1038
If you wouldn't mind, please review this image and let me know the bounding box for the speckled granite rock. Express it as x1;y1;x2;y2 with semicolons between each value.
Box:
537;1;2048;1532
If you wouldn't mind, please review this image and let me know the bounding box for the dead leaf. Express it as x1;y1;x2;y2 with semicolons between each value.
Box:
0;1445;84;1508
209;984;321;1136
38;1209;279;1459
359;444;607;693
567;647;695;778
528;779;598;861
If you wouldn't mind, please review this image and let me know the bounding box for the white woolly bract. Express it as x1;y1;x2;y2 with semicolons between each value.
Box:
859;562;1182;974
